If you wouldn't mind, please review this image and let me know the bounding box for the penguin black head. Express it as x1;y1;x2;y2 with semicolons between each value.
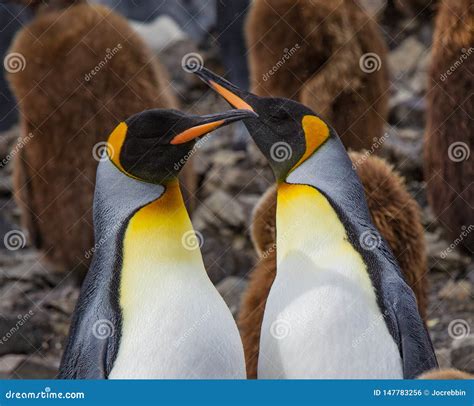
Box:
191;67;337;182
106;108;257;184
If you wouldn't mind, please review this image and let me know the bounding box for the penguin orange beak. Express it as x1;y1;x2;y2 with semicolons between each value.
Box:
170;109;257;145
191;66;259;113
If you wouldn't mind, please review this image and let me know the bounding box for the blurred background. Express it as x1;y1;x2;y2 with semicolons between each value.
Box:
0;0;472;378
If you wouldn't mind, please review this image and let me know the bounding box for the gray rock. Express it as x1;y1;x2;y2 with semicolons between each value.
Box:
408;50;431;94
0;125;20;163
381;127;423;179
434;348;452;370
216;276;249;318
0;354;26;378
0;312;46;356
200;232;255;283
389;37;426;79
357;0;387;18
158;40;202;99
131;15;187;54
451;336;474;373
425;230;469;273
11;357;58;379
202;190;247;228
389;93;425;128
439;280;472;302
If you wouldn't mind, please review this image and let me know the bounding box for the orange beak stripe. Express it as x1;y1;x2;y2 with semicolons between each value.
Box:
170;120;225;145
209;80;255;112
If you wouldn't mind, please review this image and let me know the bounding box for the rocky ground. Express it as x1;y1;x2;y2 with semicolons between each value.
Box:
0;8;472;378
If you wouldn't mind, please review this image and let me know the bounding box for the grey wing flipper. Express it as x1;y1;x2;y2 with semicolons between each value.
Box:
389;280;438;379
58;254;122;379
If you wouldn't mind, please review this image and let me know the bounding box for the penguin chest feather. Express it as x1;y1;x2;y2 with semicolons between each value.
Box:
258;183;403;379
109;183;245;379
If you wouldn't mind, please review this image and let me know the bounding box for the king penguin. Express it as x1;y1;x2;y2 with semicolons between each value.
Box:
192;67;438;379
59;108;256;379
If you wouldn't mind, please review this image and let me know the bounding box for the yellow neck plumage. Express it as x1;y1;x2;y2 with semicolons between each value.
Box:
276;182;367;274
118;180;204;310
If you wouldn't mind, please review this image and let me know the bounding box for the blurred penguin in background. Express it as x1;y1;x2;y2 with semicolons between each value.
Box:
245;0;390;151
7;0;190;278
424;0;473;255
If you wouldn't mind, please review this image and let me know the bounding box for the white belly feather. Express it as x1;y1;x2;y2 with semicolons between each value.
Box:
110;266;245;379
109;183;245;379
258;183;403;379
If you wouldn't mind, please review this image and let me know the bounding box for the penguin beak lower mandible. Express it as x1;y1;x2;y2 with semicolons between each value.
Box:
170;109;258;145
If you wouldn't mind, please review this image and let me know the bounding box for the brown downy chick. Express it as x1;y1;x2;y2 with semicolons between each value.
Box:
7;1;195;278
424;0;474;255
418;368;474;379
245;0;390;151
240;152;428;378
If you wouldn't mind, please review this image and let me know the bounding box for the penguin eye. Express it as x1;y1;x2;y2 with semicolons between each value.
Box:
269;109;290;120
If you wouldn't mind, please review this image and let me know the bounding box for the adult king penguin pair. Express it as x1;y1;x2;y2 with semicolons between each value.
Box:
59;108;256;379
60;66;437;379
191;67;438;379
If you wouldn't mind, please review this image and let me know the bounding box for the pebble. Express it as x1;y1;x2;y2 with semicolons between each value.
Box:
451;336;474;374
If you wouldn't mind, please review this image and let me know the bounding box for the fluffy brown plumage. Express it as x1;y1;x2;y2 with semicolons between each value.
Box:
424;0;474;255
245;0;389;151
418;368;474;379
7;3;195;277
239;152;428;378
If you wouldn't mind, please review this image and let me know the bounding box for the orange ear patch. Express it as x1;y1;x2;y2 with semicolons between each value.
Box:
107;122;128;173
292;115;329;171
107;122;140;181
